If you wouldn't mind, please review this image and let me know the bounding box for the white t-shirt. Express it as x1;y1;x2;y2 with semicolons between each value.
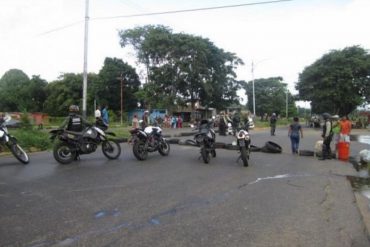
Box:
95;109;101;118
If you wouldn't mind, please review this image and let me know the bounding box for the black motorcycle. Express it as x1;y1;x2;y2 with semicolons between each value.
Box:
129;125;170;161
50;125;121;164
0;116;29;164
194;119;216;164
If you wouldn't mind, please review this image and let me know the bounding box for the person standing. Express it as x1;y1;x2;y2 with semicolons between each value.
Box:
270;113;277;136
142;110;150;129
288;117;303;154
218;112;227;136
177;115;183;128
132;114;139;129
95;105;101;120
101;105;109;127
331;115;341;153
319;113;333;160
339;115;352;143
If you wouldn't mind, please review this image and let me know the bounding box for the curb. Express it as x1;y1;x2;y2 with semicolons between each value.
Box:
354;192;370;241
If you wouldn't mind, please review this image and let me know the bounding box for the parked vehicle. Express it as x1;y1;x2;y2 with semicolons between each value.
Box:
49;125;121;164
235;123;251;167
0;115;29;164
129;124;170;161
194;119;216;164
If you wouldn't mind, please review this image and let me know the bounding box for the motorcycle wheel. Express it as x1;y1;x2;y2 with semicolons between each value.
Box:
53;142;76;164
158;140;170;156
201;146;210;164
240;146;249;167
102;140;121;160
133;140;148;161
8;143;29;164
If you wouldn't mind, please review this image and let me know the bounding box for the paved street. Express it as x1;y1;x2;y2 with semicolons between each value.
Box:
0;127;369;247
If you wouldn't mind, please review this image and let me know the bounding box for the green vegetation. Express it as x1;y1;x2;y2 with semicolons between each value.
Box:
296;46;370;115
8;128;51;152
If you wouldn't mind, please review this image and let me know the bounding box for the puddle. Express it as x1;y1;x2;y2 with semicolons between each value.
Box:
347;154;370;208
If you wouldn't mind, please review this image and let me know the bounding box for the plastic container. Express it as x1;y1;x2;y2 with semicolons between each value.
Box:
338;142;350;161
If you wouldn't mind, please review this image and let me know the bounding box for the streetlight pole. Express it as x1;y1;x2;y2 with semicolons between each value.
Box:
251;61;256;117
82;0;89;118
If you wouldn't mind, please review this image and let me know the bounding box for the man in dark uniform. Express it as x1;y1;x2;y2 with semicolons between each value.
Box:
60;105;91;132
319;113;333;160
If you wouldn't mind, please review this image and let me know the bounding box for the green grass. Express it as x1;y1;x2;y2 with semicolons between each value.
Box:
8;128;52;152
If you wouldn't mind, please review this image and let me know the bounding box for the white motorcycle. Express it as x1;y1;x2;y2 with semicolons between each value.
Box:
235;123;251;167
129;122;170;161
0;115;30;164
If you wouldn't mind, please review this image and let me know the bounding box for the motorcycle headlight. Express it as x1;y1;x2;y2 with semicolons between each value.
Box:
196;135;204;143
238;132;245;139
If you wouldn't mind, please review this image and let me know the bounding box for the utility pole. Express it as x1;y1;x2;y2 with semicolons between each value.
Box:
116;73;124;126
82;0;89;118
286;87;288;119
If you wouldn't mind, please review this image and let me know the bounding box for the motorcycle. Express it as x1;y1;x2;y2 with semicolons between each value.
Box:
235;123;251;167
194;119;216;164
49;125;121;164
0;115;29;164
129;123;170;161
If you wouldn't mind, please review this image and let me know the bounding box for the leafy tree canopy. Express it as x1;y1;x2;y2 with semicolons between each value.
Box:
119;25;244;111
296;45;370;115
0;69;47;112
91;57;141;113
243;77;296;117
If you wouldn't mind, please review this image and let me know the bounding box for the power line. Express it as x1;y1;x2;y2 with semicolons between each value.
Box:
37;20;84;36
92;0;293;21
37;0;293;36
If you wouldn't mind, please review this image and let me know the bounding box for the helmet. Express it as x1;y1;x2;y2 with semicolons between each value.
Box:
322;113;331;120
69;105;79;113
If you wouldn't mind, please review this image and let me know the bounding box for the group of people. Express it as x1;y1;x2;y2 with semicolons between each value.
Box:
218;111;249;136
286;113;352;160
131;113;183;129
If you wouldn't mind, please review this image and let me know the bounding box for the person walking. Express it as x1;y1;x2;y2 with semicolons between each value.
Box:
319;113;333;160
270;113;277;136
288;117;303;154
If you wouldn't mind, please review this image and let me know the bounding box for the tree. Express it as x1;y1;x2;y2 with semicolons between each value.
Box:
91;57;141;113
44;73;85;116
296;46;370;115
119;25;244;111
243;77;296;117
0;69;47;112
0;69;30;111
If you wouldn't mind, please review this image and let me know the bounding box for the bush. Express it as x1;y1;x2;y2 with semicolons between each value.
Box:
9;129;51;151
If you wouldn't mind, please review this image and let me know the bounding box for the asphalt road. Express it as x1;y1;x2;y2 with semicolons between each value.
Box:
0;127;369;247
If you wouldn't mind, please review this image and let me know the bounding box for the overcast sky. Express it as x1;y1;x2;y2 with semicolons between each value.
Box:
1;0;369;101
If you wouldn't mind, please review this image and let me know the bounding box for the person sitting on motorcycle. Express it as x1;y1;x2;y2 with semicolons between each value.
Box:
232;111;241;134
60;105;92;160
60;105;91;132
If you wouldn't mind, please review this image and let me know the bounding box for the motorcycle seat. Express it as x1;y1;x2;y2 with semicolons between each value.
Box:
65;130;84;136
